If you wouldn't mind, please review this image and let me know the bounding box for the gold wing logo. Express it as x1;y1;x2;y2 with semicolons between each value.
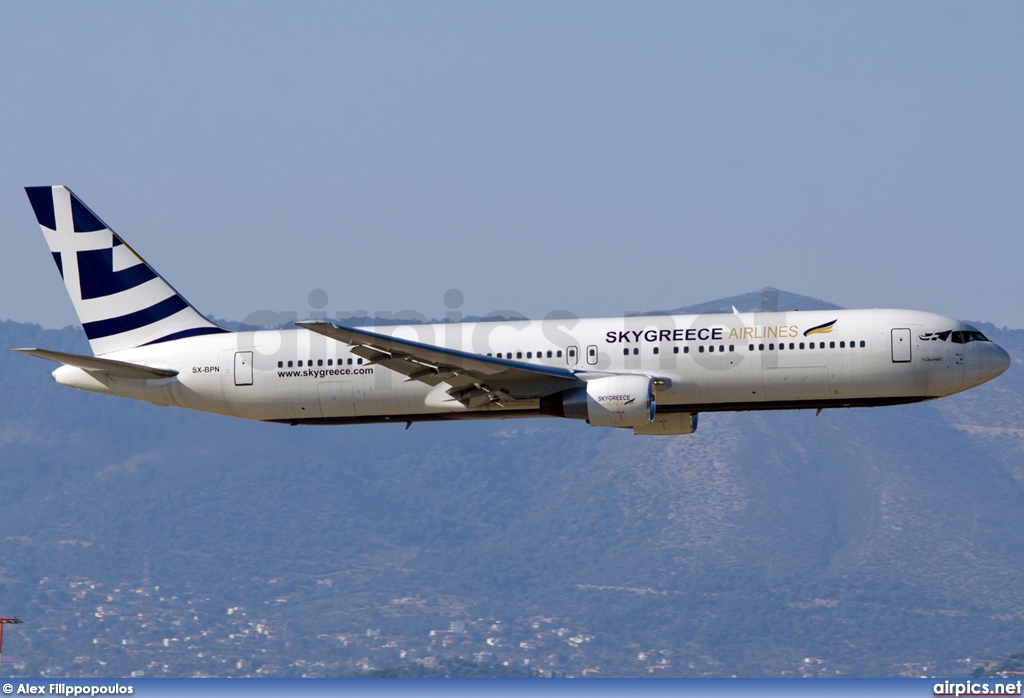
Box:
624;397;635;406
804;319;837;337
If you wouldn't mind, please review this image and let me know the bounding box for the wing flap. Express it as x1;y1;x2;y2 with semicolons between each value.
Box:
12;348;178;379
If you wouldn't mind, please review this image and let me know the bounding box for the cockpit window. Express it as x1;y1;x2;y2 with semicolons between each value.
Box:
951;330;990;344
965;326;990;342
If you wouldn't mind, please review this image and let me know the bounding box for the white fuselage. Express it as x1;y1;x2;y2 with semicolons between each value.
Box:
51;308;1010;428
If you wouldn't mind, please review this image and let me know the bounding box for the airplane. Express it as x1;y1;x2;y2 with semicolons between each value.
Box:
13;185;1011;435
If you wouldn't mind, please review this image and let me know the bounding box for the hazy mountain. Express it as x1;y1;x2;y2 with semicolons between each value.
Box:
0;293;1021;678
655;287;844;315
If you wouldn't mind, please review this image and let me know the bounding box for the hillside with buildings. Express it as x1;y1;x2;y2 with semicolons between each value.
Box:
0;293;1022;678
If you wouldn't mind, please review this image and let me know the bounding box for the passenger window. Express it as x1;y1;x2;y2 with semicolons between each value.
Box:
516;352;522;359
527;352;532;359
799;343;805;350
698;346;705;353
297;360;303;367
684;346;689;354
357;359;363;364
748;344;754;351
789;343;794;350
633;348;638;355
859;341;865;347
348;358;353;365
318;359;323;366
287;361;293;367
839;342;845;348
830;341;835;348
673;346;679;354
653;347;659;355
721;345;726;352
779;344;784;351
758;344;764;351
623;348;629;356
708;345;714;353
277;361;283;368
557;350;563;358
769;344;775;350
328;359;333;366
547;350;552;358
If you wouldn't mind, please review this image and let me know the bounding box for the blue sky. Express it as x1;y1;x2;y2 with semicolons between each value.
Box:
2;1;1022;329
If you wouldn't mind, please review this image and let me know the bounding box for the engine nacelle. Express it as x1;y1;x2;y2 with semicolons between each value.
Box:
543;374;655;428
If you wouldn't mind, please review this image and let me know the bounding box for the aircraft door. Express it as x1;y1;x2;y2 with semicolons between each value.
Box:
567;346;579;366
891;329;911;363
234;351;253;386
586;345;598;366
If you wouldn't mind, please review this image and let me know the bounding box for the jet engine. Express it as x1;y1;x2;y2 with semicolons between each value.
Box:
541;374;655;427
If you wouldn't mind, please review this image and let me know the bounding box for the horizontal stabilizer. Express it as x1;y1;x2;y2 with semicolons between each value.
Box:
11;348;178;379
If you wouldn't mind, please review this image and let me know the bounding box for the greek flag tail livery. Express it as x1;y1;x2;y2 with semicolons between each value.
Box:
24;186;228;355
14;186;1011;436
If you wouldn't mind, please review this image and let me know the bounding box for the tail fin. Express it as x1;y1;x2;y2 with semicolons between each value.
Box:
25;186;228;355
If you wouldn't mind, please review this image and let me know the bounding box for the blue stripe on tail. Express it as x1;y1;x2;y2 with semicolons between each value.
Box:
77;248;158;300
25;186;56;230
142;326;229;345
82;295;190;340
70;193;107;232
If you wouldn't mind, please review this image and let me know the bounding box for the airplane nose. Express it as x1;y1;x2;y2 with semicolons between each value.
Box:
992;343;1012;377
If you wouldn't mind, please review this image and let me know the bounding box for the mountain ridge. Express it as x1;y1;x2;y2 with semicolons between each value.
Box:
0;296;1021;678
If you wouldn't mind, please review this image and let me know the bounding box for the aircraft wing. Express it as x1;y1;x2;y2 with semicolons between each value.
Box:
11;348;179;379
295;320;580;406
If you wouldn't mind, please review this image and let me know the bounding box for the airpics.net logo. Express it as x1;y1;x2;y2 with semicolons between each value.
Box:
933;679;1023;696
